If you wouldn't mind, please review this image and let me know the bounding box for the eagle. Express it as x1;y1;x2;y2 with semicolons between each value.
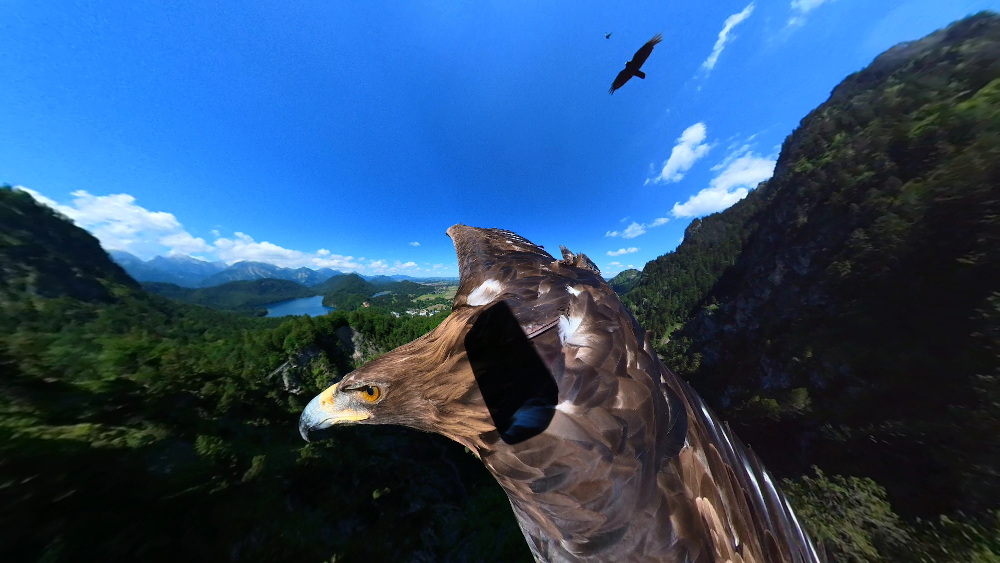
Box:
300;225;820;562
610;33;663;94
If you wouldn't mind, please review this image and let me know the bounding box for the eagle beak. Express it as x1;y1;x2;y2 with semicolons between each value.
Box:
298;383;372;442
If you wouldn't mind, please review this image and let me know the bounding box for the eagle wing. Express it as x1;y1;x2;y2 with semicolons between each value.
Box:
609;68;633;94
446;224;695;559
630;33;663;69
444;224;819;561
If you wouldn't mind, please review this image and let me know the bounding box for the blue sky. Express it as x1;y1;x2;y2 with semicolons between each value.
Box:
4;0;998;277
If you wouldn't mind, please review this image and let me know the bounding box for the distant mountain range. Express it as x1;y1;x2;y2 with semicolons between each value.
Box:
109;251;457;288
200;261;341;287
109;251;225;287
109;250;342;287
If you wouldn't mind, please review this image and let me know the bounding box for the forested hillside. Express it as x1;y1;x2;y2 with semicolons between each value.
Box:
625;13;1000;561
1;189;138;302
316;272;440;312
143;278;314;315
0;186;530;561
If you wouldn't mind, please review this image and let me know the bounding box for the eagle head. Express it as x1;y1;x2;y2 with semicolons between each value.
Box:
298;307;498;450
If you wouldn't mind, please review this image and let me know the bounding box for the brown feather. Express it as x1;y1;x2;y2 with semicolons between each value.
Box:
299;225;821;562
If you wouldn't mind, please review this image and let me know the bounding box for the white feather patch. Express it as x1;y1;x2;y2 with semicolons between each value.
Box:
558;315;585;346
555;400;579;414
466;279;503;306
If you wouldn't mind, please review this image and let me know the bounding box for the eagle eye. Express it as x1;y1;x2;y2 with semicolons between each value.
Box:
359;385;382;403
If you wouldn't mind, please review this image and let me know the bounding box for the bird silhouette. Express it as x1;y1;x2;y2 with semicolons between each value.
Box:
610;33;662;94
300;225;821;562
605;32;613;39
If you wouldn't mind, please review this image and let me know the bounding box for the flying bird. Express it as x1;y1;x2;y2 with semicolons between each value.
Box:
605;32;613;39
300;225;820;562
609;33;663;94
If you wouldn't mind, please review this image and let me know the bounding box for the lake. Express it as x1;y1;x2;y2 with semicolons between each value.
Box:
265;295;335;318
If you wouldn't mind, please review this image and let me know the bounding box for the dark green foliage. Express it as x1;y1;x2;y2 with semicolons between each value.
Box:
312;272;374;297
314;273;438;312
0;191;529;561
683;10;1000;515
607;268;641;295
621;12;1000;560
347;308;448;356
143;278;313;315
622;182;772;349
782;468;911;562
0;186;138;302
907;511;1000;562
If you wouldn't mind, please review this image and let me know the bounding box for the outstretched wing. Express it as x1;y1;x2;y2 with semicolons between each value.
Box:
609;68;632;94
630;33;663;69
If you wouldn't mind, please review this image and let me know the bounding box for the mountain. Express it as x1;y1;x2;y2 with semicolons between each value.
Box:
313;273;378;310
148;254;227;283
118;251;226;286
108;251;453;289
1;187;138;303
108;252;341;288
362;274;404;284
109;250;226;287
624;12;1000;543
143;278;313;314
108;249;147;271
622;182;773;345
199;261;340;287
607;269;641;295
312;273;439;312
361;274;424;282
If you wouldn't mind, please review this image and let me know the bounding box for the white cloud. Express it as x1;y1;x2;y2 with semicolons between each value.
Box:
672;187;750;219
607;247;639;256
622;222;646;239
649;123;712;185
311;254;364;270
712;141;755;171
712;152;776;193
606;217;669;240
17;186;194;258
608;261;623;267
159;231;210;254
213;232;311;267
702;3;755;74
15;186;419;275
672;149;776;218
409;241;420;246
788;0;831;26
